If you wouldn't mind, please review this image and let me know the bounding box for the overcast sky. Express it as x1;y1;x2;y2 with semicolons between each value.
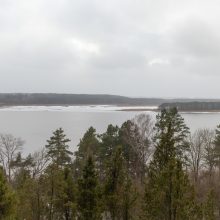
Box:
1;0;220;98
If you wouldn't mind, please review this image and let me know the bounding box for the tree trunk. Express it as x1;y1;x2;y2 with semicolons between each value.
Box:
49;172;54;220
168;170;172;220
37;187;40;220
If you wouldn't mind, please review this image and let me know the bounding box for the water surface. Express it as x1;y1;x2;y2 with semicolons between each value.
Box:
0;106;220;154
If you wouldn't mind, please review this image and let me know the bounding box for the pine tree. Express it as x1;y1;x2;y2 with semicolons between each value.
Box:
121;175;138;220
152;108;190;169
104;146;137;220
44;128;74;220
214;125;220;217
203;189;215;220
0;168;16;219
43;163;77;220
15;173;39;219
119;120;148;182
46;128;72;167
98;124;120;181
74;127;99;178
62;167;77;220
77;156;100;220
99;124;120;161
49;167;76;220
143;108;199;220
214;125;220;175
104;147;125;220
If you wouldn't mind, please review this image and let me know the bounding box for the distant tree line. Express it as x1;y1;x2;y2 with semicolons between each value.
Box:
0;93;165;106
160;102;220;111
0;93;219;107
1;108;220;219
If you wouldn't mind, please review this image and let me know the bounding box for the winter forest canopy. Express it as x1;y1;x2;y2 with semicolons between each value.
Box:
0;108;220;219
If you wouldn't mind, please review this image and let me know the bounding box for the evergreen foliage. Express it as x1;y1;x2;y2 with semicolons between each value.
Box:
74;127;99;178
0;168;15;219
77;156;100;220
214;125;220;169
143;108;199;220
203;189;215;220
104;146;138;220
104;147;125;219
99;124;120;163
46;128;72;167
0;110;219;219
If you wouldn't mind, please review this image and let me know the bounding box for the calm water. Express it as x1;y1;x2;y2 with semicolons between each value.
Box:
0;106;220;154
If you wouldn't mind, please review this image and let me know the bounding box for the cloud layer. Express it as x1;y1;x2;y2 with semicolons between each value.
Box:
1;0;220;98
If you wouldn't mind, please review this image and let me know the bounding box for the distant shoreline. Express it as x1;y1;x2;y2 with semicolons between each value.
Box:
0;104;157;108
117;108;159;112
0;105;220;113
117;108;220;113
0;93;220;107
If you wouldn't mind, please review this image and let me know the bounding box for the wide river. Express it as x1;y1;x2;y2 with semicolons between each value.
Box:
0;105;220;154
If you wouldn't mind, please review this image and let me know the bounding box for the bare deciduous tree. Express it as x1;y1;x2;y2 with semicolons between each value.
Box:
32;148;49;178
133;114;154;140
188;128;217;185
133;114;155;163
131;114;155;182
188;129;204;184
202;129;216;182
0;134;24;182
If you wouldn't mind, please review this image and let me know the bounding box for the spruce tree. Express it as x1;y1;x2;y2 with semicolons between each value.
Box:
0;168;16;219
104;147;125;220
62;167;77;220
203;189;215;220
99;124;120;160
45;128;74;219
104;146;137;220
214;125;220;217
77;156;100;220
46;128;72;167
74;127;99;178
98;124;120;181
143;108;199;220
119;120;148;182
152;108;190;168
43;163;77;220
121;174;138;220
51;167;76;220
214;125;220;175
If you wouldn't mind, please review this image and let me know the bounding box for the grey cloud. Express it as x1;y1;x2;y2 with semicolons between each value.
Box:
173;18;220;58
1;0;220;97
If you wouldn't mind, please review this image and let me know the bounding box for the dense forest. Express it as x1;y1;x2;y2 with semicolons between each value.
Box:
0;93;219;107
0;93;162;106
1;108;220;219
159;102;220;111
